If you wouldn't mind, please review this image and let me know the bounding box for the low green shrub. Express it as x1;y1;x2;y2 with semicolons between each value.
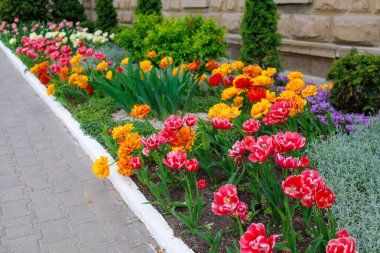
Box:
115;15;226;62
50;0;86;23
143;15;227;62
73;96;118;123
0;0;50;22
328;49;380;114
307;119;380;252
114;14;163;60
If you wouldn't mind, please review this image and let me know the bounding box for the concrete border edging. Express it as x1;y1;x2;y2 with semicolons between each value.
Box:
0;42;194;253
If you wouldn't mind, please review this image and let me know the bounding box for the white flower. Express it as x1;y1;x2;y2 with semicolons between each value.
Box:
109;33;115;39
62;37;68;44
103;32;108;37
94;30;102;36
29;32;37;40
83;27;89;33
9;38;16;45
58;32;66;38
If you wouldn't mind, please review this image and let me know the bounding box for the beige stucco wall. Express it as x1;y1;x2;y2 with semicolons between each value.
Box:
81;0;380;77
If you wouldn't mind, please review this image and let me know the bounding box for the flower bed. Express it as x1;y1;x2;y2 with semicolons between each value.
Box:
1;18;378;253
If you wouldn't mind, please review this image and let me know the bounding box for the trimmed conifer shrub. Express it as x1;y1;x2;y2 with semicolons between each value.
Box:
0;0;50;22
135;0;162;15
240;0;282;69
50;0;86;23
95;0;118;32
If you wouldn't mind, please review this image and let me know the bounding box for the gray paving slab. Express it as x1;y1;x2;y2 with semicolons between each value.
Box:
0;49;158;253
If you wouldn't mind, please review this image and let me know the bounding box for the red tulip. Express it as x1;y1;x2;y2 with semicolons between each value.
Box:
239;223;281;253
235;76;253;89
185;159;199;172
315;187;335;209
197;179;206;189
209;73;223;87
163;150;187;169
326;231;357;253
275;154;310;170
282;175;304;198
273;131;306;154
212;117;233;130
262;100;292;125
243;118;261;135
130;157;141;170
247;87;266;103
183;114;198;127
164;115;184;131
212;184;239;216
247;136;274;163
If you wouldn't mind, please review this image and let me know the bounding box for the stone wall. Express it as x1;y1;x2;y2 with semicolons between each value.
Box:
81;0;380;77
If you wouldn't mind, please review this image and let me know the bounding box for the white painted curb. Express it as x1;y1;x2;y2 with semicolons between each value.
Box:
0;42;194;253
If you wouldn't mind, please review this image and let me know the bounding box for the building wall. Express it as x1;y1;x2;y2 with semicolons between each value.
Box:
81;0;380;77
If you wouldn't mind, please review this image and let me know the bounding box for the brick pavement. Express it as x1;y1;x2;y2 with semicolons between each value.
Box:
0;50;158;253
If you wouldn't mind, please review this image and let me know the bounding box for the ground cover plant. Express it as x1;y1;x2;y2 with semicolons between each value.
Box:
2;17;378;253
307;120;380;253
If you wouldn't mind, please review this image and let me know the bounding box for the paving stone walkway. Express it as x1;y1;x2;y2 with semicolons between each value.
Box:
0;49;158;253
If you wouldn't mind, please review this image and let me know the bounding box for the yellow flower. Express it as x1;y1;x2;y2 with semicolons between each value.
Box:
140;60;153;73
253;75;273;87
232;96;244;108
118;132;142;155
130;104;150;118
117;155;134;177
262;68;277;77
265;90;277;103
160;57;173;68
68;73;89;89
250;99;271;119
106;70;112;80
46;84;55;96
320;82;334;91
97;61;108;72
92;156;110;178
208;103;241;120
196;74;207;83
243;65;262;77
212;63;231;78
121;57;129;65
287;71;303;80
301;85;318;98
72;65;84;74
221;86;242;101
286;78;305;94
71;54;82;65
231;61;244;71
112;123;134;140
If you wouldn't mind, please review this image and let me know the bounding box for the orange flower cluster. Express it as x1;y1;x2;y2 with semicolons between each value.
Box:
169;127;196;152
130;104;150;118
68;73;89;89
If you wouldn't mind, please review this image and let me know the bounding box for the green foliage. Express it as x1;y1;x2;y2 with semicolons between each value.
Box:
0;0;50;22
73;96;118;123
95;0;118;32
115;15;226;62
135;0;162;15
50;0;86;23
327;49;380;114
307;119;380;252
143;15;227;62
189;95;221;113
90;60;201;119
240;0;282;69
114;14;163;60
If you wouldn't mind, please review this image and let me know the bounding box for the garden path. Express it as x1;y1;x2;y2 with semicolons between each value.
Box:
0;49;158;253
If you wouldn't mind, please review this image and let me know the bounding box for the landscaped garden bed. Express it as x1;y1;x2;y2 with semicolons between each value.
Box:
1;4;379;251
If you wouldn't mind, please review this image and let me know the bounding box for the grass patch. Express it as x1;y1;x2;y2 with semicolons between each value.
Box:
307;119;380;252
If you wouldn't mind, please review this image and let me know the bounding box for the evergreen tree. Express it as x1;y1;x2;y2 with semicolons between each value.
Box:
135;0;162;15
240;0;282;69
0;0;49;22
50;0;86;23
95;0;118;32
